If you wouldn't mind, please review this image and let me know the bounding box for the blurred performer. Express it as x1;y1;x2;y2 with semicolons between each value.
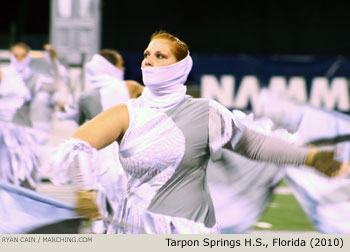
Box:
209;105;350;234
258;89;350;233
78;49;143;124
53;49;143;233
9;42;69;144
0;65;40;188
207;111;283;233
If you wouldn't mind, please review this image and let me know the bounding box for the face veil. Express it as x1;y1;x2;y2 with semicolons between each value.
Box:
10;54;32;80
141;53;193;109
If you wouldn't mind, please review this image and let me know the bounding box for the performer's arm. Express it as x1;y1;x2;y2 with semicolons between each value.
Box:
72;103;129;150
65;104;129;219
232;127;345;177
233;127;308;166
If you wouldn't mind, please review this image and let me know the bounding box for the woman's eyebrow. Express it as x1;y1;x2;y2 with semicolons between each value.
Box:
143;50;167;55
154;50;167;55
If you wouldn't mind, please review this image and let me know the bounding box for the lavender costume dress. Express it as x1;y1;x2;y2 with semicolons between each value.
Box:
49;55;309;234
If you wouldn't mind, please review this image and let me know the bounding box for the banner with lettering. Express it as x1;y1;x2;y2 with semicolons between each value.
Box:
189;54;350;114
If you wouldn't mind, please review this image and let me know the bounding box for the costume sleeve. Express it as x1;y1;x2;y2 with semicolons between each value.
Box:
233;127;308;166
208;100;245;161
48;138;98;190
208;100;308;166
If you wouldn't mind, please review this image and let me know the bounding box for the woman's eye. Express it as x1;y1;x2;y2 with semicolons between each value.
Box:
156;54;165;59
143;52;149;58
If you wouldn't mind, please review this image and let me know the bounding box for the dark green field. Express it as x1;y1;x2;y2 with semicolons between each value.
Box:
254;183;316;231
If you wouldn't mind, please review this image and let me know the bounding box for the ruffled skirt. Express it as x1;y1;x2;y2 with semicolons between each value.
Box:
107;198;220;234
0;121;40;187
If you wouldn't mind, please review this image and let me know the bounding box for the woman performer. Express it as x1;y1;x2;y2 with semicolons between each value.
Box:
0;64;40;188
51;31;346;234
67;49;143;233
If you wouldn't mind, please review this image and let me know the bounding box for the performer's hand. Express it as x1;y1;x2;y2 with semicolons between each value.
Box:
43;44;58;60
75;190;102;220
52;91;69;111
337;162;350;177
305;148;347;177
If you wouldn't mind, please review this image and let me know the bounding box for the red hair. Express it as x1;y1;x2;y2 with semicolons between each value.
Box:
10;42;30;53
150;31;189;62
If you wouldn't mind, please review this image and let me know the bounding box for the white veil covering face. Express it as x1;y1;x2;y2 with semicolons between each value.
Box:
141;53;193;109
10;54;33;81
84;54;125;87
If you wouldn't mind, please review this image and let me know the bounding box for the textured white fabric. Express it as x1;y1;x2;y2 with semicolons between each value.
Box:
120;99;185;205
49;138;98;190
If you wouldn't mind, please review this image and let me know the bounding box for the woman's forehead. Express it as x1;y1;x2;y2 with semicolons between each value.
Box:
146;38;172;52
12;46;27;54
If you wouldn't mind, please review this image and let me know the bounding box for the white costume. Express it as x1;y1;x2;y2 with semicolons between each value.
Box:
10;52;69;144
52;54;129;233
49;54;311;234
0;66;40;187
